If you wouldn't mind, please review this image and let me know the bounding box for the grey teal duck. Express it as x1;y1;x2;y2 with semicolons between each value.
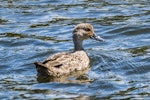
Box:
34;23;104;77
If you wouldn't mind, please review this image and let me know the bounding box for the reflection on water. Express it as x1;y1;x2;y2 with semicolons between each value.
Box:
37;68;91;83
0;0;150;99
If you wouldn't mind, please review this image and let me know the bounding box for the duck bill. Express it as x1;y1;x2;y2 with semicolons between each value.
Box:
90;33;104;41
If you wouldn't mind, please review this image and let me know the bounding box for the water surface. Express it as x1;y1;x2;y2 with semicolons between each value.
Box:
0;0;150;99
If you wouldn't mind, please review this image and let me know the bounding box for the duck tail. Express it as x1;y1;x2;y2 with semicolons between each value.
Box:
34;62;48;69
34;62;50;76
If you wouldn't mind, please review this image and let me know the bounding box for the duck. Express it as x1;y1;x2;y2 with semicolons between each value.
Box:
34;23;104;78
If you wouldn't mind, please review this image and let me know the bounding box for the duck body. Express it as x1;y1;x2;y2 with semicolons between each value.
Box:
34;50;90;77
34;23;104;77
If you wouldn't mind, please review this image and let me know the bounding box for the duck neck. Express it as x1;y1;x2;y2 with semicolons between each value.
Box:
73;34;84;51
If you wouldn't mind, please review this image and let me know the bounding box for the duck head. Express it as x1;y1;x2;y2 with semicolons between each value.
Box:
73;23;104;41
73;23;104;51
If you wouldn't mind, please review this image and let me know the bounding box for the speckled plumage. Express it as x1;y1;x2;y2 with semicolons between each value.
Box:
34;23;104;77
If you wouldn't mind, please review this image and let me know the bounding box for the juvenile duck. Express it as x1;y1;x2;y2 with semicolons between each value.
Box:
34;23;104;77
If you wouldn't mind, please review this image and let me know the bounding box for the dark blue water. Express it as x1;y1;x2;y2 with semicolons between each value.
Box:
0;0;150;99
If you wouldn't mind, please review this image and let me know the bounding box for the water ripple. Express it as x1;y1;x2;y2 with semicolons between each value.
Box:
0;0;150;99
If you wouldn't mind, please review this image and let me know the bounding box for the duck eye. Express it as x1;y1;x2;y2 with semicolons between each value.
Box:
84;28;90;31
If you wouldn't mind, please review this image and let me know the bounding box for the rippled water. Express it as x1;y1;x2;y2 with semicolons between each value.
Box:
0;0;150;99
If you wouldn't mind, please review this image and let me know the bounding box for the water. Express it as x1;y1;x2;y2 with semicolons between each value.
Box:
0;0;150;99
